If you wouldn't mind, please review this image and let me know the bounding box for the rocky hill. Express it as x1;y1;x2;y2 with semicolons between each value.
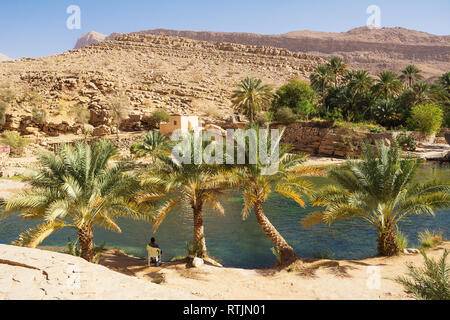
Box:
0;32;323;136
73;27;450;80
137;27;450;79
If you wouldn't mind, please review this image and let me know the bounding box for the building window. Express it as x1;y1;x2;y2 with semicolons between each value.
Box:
174;121;177;125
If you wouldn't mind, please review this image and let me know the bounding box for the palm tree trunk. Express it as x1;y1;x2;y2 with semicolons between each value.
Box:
78;223;95;262
377;223;399;256
193;204;207;258
254;200;298;265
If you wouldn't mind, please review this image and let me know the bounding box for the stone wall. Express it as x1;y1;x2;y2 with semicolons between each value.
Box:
274;122;394;158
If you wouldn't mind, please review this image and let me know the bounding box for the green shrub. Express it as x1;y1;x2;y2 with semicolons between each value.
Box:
370;127;383;133
69;103;90;124
312;250;331;260
395;249;449;300
407;104;443;135
0;101;8;127
396;134;416;151
146;109;170;128
65;237;106;264
0;88;16;103
273;79;316;119
185;241;203;258
324;108;344;122
255;112;270;127
24;91;43;106
0;131;30;157
395;228;409;251
31;107;47;124
274;107;298;124
418;229;443;249
270;247;282;264
373;99;403;128
108;95;129;132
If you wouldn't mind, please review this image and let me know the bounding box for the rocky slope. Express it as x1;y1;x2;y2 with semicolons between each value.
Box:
0;244;194;299
137;27;450;79
0;32;323;136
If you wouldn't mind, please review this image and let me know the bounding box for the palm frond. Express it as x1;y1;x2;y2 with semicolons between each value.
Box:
12;220;67;248
152;199;178;232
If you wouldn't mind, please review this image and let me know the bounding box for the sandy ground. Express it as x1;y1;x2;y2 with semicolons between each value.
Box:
0;179;28;200
303;156;346;167
98;242;450;300
0;244;195;300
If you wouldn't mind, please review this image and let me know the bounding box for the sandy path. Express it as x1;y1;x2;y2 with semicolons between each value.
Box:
99;242;450;300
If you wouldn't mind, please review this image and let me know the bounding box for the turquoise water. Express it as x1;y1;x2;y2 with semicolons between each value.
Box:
1;164;449;268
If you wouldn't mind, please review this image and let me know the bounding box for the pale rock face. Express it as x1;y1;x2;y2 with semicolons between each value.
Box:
402;248;420;255
192;257;204;268
74;31;107;49
0;244;195;300
74;31;122;49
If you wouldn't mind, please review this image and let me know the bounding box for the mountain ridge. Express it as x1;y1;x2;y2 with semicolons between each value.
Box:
73;26;450;79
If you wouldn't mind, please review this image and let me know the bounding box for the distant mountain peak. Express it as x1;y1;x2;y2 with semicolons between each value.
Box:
74;31;121;49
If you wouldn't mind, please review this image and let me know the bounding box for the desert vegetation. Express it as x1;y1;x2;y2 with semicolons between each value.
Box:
302;142;450;256
307;61;449;133
228;59;448;139
395;249;450;300
2;140;153;262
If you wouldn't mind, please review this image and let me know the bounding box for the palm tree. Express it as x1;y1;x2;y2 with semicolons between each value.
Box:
439;72;450;93
130;131;172;162
373;71;403;99
302;142;450;256
2;140;151;262
227;128;321;265
327;57;348;87
345;70;374;97
401;65;423;87
139;134;229;258
231;77;274;123
341;70;375;121
310;64;334;109
409;82;431;106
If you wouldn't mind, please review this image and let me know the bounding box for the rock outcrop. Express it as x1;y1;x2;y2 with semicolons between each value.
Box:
275;121;450;158
0;244;194;300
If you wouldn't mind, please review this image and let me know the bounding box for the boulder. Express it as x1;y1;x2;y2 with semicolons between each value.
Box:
89;107;110;127
402;248;420;255
191;257;204;268
92;125;111;137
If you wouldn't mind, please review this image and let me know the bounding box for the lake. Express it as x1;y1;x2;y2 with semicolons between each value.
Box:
1;163;449;268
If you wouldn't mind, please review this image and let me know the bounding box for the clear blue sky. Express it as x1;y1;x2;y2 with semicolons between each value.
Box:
1;0;449;59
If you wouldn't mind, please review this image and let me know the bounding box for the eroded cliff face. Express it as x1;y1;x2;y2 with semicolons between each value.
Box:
74;27;450;79
140;27;450;79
